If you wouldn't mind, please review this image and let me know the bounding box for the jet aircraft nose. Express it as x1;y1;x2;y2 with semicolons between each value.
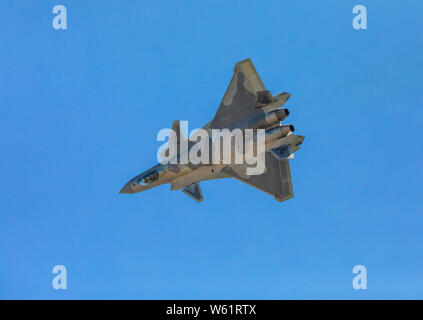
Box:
119;181;134;194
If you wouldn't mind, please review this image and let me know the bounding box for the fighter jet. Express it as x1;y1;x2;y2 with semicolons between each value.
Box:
120;58;305;202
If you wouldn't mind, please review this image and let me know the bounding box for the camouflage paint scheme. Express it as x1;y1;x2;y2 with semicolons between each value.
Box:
120;59;305;202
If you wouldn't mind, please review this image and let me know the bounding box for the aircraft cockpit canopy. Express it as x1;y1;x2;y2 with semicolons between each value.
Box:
137;171;159;185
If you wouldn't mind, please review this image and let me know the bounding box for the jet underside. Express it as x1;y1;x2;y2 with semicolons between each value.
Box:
120;59;305;203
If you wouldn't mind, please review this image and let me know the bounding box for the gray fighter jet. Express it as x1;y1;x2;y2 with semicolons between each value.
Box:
120;59;305;202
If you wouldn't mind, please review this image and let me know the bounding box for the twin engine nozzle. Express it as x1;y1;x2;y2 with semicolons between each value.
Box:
251;107;295;141
263;108;295;142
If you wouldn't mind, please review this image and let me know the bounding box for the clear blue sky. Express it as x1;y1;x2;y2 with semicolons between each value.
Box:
1;1;422;299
